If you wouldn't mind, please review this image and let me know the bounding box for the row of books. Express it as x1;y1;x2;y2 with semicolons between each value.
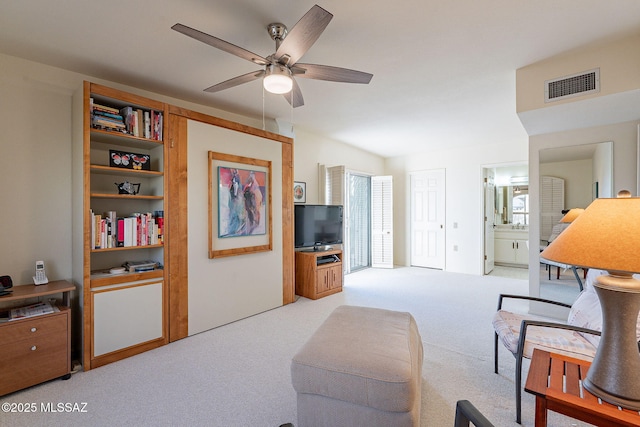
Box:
92;210;164;249
90;98;163;141
0;302;58;323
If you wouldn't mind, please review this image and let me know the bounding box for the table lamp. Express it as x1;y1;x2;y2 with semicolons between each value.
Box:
540;191;640;410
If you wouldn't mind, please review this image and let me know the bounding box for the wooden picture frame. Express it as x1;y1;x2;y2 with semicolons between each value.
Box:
294;181;306;203
208;151;272;258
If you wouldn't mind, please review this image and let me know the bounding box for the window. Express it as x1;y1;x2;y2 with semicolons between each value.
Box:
512;193;529;225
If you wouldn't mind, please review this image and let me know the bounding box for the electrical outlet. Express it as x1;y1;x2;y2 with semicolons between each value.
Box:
453;245;458;251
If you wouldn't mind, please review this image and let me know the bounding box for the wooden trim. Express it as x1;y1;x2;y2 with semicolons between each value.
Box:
90;337;166;369
168;105;292;145
282;142;295;304
168;115;189;341
90;82;165;111
82;81;92;370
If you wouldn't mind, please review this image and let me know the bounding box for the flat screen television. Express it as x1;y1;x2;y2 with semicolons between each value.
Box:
294;204;343;250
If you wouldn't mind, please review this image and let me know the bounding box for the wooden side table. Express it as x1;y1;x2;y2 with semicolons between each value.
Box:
524;349;640;427
0;280;75;396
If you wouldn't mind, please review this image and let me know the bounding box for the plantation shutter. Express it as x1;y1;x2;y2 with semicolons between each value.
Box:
326;165;345;205
372;175;393;268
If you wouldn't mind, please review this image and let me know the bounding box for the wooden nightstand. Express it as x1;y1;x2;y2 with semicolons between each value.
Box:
0;280;75;396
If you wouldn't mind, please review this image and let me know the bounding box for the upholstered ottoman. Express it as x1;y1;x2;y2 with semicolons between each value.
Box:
291;305;423;427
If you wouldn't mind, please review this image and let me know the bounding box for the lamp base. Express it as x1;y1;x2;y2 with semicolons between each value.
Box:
583;274;640;411
583;378;640;411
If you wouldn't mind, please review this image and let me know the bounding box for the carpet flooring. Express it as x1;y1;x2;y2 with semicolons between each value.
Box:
2;266;596;426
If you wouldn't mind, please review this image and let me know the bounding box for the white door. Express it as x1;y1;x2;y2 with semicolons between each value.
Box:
372;175;393;268
410;169;445;269
484;169;495;274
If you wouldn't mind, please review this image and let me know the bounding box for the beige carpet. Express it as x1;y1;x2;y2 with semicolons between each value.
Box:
2;266;596;426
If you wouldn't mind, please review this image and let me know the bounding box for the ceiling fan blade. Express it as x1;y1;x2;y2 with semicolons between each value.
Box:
204;70;265;93
283;78;304;108
172;23;269;66
275;5;333;66
292;63;373;84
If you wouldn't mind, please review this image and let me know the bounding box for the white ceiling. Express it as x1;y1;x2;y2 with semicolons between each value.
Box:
2;1;640;158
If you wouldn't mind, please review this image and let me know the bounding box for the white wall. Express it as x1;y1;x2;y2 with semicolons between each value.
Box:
293;128;385;204
187;120;284;334
385;139;528;275
0;55;78;285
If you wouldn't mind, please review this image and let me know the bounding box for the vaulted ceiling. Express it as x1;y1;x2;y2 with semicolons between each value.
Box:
1;1;639;158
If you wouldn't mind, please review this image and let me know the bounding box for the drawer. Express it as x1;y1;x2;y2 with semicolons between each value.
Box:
0;329;69;395
0;310;68;346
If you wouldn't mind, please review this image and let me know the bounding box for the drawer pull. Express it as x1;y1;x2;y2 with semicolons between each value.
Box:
31;327;37;332
31;345;37;351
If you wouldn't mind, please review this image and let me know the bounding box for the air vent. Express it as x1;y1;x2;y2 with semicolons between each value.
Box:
545;68;600;102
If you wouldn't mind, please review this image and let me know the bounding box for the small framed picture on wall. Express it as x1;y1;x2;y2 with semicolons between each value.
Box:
294;181;306;203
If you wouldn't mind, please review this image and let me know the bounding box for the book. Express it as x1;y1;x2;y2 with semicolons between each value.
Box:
94;214;102;249
117;217;125;247
123;260;158;272
92;102;120;115
93;110;123;121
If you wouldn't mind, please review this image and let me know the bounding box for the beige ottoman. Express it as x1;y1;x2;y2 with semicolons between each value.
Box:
291;305;423;427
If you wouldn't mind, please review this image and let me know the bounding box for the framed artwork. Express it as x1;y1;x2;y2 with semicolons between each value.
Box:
294;181;306;203
208;151;272;258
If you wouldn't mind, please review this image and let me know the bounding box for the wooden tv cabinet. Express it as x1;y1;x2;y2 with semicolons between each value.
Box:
295;249;343;300
0;280;74;396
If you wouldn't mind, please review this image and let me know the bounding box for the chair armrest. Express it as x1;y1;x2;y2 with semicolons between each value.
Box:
521;319;600;337
454;400;495;427
516;319;601;359
497;293;572;310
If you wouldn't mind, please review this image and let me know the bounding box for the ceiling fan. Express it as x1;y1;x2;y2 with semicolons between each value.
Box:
171;4;373;108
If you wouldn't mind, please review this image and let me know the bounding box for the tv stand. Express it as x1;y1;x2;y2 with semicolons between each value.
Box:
295;249;343;300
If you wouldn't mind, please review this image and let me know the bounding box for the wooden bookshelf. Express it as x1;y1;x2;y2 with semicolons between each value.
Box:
75;81;169;370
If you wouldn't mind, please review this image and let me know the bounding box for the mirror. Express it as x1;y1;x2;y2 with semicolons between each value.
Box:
540;141;613;241
494;165;529;225
538;141;613;300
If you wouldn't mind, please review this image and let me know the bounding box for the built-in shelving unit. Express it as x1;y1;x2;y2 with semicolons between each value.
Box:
75;81;169;370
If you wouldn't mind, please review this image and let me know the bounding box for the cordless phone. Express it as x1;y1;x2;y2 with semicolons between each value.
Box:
33;260;49;285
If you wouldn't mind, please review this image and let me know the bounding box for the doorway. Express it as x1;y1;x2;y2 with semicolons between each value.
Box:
346;173;371;273
410;169;445;269
483;168;495;274
483;163;529;277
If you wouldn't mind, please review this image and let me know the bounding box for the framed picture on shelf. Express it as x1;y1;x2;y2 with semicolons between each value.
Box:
109;150;150;170
294;181;306;203
208;151;272;258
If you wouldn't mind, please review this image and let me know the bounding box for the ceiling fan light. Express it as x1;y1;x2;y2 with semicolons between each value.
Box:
264;64;293;94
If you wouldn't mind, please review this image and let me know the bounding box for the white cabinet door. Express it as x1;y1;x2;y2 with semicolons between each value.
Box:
495;238;528;266
93;281;163;357
494;239;515;264
515;240;529;265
